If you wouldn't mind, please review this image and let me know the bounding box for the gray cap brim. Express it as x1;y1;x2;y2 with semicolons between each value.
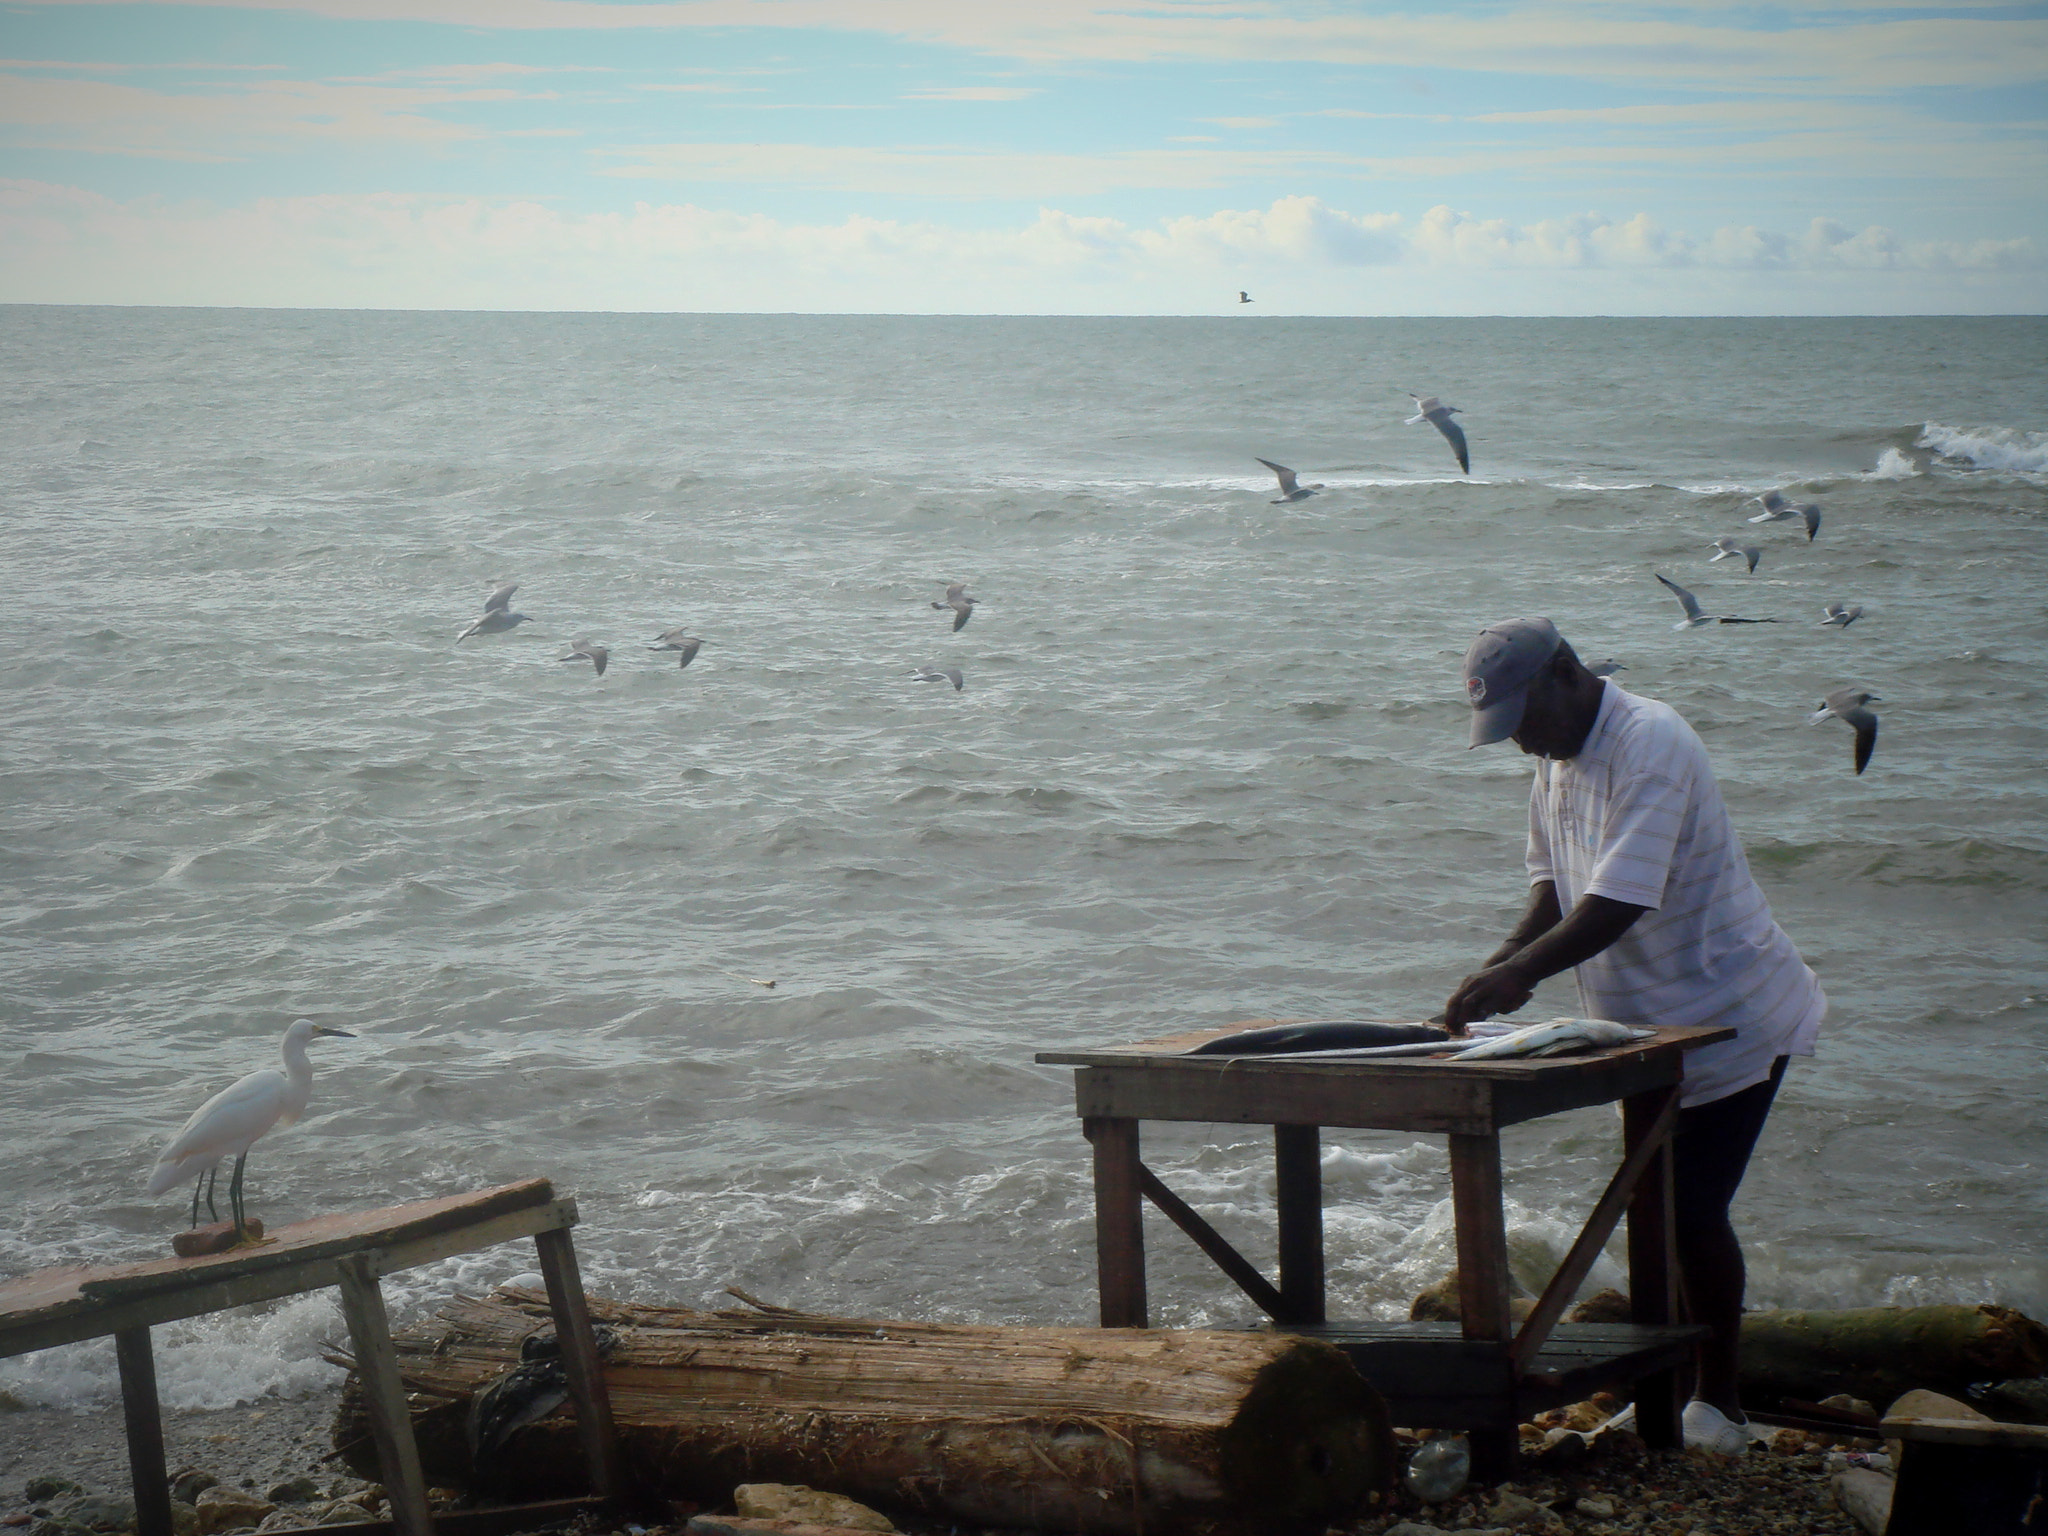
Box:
1468;689;1528;748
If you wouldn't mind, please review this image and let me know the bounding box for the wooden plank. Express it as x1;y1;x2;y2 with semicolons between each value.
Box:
334;1257;434;1536
1446;1131;1516;1485
1134;1166;1288;1322
533;1227;624;1499
1511;1087;1679;1374
1622;1086;1683;1452
1881;1415;2048;1450
1074;1062;1497;1134
1273;1125;1325;1325
1037;1022;1734;1068
2;1201;578;1360
78;1181;555;1302
114;1327;175;1536
1085;1117;1147;1328
276;1500;600;1536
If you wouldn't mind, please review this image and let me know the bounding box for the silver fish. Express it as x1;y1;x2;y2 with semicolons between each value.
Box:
1449;1017;1652;1060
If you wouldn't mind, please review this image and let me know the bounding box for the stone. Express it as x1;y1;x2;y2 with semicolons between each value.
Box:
1980;1378;2048;1424
52;1496;135;1533
1882;1387;1988;1465
251;1515;308;1533
0;1389;27;1412
261;1482;319;1508
1484;1489;1556;1529
730;1487;895;1533
170;1221;264;1258
685;1521;899;1536
1408;1271;1535;1326
307;1506;363;1527
192;1488;274;1535
1381;1524;1457;1536
1559;1394;1622;1432
1532;1426;1589;1467
1575;1495;1616;1519
1566;1288;1633;1324
1831;1467;1894;1536
168;1472;218;1506
27;1519;96;1536
22;1484;84;1508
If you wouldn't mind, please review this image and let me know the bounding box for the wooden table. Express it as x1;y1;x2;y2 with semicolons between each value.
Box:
1036;1023;1733;1477
0;1179;621;1536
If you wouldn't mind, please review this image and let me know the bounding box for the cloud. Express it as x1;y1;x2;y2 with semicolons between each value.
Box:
33;1;2048;93
3;181;2036;319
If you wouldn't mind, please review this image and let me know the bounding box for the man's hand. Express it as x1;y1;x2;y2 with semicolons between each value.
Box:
1443;960;1537;1033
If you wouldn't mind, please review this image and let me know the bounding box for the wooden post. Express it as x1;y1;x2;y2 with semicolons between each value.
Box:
335;1255;434;1536
1273;1125;1325;1325
1085;1116;1147;1327
534;1226;624;1499
1623;1085;1683;1450
113;1327;174;1536
1448;1131;1516;1481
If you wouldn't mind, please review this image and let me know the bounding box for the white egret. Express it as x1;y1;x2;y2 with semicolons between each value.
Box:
145;1019;353;1240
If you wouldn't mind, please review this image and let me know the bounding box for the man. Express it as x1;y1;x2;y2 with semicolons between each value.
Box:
1446;617;1824;1455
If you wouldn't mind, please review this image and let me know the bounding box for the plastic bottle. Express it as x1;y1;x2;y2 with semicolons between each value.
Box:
1403;1431;1470;1503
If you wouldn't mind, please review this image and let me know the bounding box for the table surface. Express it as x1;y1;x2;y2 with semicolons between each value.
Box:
1037;1021;1733;1076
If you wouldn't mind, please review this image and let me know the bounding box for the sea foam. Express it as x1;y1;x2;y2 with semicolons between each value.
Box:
1917;422;2048;475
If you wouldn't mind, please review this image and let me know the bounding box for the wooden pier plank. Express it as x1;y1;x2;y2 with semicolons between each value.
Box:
335;1256;435;1536
535;1226;625;1500
1085;1117;1148;1328
1274;1125;1325;1325
114;1328;175;1536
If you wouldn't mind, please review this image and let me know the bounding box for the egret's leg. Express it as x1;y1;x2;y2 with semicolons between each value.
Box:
228;1154;248;1243
189;1174;202;1229
203;1165;220;1224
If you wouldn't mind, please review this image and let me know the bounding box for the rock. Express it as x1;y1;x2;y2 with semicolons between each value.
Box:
1575;1494;1616;1519
1483;1489;1565;1531
1882;1387;1988;1465
262;1483;319;1509
22;1485;84;1508
52;1496;135;1532
1819;1392;1879;1420
168;1472;218;1506
1832;1467;1895;1536
27;1518;96;1536
685;1521;900;1536
168;1508;196;1536
1566;1288;1633;1324
192;1488;274;1535
1979;1377;2048;1424
1531;1427;1589;1467
1381;1524;1457;1536
1408;1272;1535;1326
251;1515;307;1533
0;1389;27;1412
1558;1393;1623;1432
730;1487;894;1533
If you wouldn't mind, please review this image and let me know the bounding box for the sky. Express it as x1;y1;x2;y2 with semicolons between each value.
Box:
1;1;2045;314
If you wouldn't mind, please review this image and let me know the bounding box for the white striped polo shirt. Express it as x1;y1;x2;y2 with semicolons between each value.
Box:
1525;683;1824;1107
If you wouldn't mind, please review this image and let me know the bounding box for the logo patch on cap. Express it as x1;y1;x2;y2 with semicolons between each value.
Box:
1467;676;1487;704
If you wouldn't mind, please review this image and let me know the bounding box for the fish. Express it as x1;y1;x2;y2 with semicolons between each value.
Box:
1187;1020;1451;1055
1447;1017;1652;1060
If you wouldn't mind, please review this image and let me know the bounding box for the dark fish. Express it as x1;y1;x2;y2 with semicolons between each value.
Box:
1188;1020;1451;1056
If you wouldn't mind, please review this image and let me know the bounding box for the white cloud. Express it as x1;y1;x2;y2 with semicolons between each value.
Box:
901;86;1040;102
3;181;2038;317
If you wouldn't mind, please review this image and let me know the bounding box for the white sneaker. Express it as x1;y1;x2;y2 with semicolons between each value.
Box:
1682;1398;1754;1456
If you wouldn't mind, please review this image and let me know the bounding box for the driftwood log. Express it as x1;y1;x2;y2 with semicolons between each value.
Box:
1739;1304;2048;1409
334;1287;1394;1534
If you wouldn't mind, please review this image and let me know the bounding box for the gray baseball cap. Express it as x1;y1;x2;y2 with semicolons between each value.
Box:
1462;617;1563;747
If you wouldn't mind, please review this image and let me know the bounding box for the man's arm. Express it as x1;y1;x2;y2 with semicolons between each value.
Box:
1443;883;1647;1032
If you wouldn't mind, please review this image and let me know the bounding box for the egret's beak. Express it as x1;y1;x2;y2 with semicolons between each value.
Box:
316;1027;357;1039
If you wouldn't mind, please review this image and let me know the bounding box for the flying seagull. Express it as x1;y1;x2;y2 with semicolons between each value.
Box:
1238;291;1253;304
1257;458;1324;503
1819;603;1864;629
1811;687;1881;774
912;666;964;691
1655;572;1779;629
932;583;977;631
457;582;532;641
1749;491;1821;540
648;629;703;668
558;638;608;677
1710;538;1762;574
1586;658;1628;678
1406;394;1470;475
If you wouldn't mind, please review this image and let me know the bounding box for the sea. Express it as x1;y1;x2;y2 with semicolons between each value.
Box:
2;307;2044;1416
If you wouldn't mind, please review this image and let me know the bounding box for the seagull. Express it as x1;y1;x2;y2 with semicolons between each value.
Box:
1749;492;1821;540
558;639;608;677
482;582;518;614
1819;603;1864;629
648;629;703;668
1586;658;1628;677
1811;687;1881;774
1238;291;1253;304
1710;538;1762;574
931;583;977;631
457;582;533;641
912;666;964;691
1257;459;1324;503
1406;394;1470;475
1655;572;1779;629
145;1019;354;1241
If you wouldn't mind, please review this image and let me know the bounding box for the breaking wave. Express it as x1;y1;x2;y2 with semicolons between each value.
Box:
1916;422;2048;476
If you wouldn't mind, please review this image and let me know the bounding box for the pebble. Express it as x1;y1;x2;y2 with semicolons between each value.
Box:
1574;1494;1616;1518
191;1488;273;1536
167;1472;217;1506
730;1486;894;1532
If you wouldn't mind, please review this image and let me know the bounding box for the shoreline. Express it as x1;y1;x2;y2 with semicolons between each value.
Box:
1;1392;339;1506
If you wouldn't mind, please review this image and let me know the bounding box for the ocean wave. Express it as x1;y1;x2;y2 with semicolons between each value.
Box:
1916;422;2048;476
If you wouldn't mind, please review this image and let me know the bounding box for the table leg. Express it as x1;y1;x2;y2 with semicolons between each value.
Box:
1085;1116;1147;1327
535;1226;625;1499
1274;1124;1325;1325
1624;1085;1684;1450
113;1327;175;1536
1449;1131;1517;1482
335;1256;435;1536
